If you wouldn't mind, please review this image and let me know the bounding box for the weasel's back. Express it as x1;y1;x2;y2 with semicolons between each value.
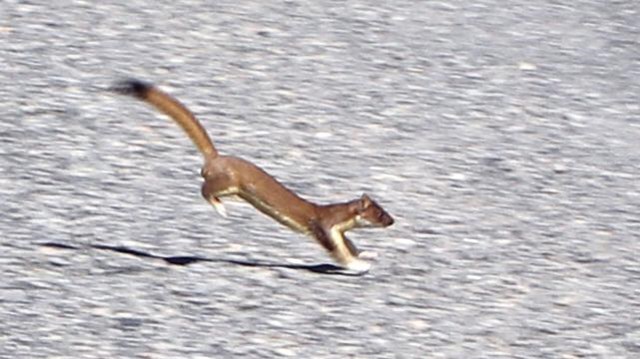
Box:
217;156;317;232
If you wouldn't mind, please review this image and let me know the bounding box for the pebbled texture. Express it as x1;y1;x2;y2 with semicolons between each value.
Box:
0;1;639;358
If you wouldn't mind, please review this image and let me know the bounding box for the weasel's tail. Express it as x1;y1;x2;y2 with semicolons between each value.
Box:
113;79;218;158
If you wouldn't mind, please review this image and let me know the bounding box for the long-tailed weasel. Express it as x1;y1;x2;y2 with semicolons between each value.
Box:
113;79;394;273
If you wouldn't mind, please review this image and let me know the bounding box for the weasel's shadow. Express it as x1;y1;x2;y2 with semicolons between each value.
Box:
40;242;362;276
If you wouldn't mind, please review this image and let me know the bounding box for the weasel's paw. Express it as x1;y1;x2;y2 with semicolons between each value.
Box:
358;251;379;260
210;197;227;218
344;259;371;275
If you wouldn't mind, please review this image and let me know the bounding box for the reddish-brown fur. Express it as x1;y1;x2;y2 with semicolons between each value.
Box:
114;79;393;273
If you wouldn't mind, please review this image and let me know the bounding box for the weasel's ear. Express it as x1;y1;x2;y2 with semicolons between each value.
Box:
359;193;372;210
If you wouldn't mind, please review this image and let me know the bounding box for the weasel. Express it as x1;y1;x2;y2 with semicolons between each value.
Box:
113;79;394;273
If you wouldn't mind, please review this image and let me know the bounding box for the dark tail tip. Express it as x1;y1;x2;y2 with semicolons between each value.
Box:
111;79;153;98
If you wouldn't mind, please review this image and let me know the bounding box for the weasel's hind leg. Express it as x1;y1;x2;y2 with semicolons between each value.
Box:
209;197;227;218
201;175;238;217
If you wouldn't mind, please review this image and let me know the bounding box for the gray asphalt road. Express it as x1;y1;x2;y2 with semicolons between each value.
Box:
1;1;639;358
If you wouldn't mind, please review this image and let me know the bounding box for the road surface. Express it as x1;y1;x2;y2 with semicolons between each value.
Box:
1;1;639;358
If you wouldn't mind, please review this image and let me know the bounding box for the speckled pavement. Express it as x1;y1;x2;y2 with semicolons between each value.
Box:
1;1;639;358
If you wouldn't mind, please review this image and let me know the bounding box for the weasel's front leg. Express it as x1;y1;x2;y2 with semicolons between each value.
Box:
310;222;371;274
344;235;378;260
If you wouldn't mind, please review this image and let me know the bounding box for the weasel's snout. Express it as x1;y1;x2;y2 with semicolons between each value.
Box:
383;213;394;227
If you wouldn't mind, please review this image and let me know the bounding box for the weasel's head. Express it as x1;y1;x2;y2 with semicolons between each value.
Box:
355;194;394;228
